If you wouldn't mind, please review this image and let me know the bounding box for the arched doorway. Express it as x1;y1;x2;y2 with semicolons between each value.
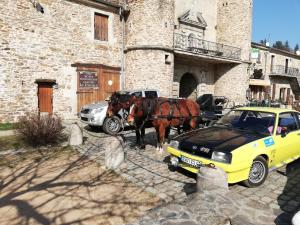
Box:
179;73;198;100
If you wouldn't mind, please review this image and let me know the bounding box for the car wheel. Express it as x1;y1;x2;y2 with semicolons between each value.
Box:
103;116;122;135
243;156;268;187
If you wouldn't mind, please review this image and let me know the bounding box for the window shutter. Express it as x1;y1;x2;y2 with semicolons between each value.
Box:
94;13;108;41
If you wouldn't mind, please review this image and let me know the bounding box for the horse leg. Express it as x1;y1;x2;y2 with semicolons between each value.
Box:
135;129;141;148
165;126;171;144
189;118;198;130
155;126;160;151
140;126;146;149
158;124;166;153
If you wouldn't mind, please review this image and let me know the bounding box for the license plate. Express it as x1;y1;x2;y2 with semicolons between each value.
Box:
180;156;202;168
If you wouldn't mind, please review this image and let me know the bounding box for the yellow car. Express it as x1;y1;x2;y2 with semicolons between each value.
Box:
167;107;300;187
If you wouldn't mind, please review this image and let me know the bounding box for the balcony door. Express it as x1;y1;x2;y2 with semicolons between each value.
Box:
285;58;289;74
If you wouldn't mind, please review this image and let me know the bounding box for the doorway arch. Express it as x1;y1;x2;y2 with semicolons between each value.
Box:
179;73;198;100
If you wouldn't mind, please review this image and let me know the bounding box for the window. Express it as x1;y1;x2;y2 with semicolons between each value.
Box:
145;91;158;98
271;55;275;73
94;13;108;41
131;92;142;97
277;113;298;134
285;58;289;74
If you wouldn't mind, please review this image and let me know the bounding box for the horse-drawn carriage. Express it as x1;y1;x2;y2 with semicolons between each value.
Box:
106;91;236;151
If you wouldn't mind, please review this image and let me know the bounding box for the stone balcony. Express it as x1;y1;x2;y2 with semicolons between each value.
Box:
270;65;300;77
174;33;242;63
269;65;300;91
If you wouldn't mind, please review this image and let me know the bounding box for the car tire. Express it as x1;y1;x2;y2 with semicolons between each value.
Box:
103;116;122;135
243;156;268;187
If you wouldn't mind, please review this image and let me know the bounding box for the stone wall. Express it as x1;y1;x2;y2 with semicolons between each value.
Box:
125;0;174;48
215;64;249;104
217;0;252;61
213;0;253;104
0;0;122;122
125;50;174;97
175;0;217;42
125;0;174;97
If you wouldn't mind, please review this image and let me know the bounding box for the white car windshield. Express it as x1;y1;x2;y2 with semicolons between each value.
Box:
216;110;276;135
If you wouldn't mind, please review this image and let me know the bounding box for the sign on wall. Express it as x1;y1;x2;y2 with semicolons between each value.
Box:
79;71;98;88
251;48;259;59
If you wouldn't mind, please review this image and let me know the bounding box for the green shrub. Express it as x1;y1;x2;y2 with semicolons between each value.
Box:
16;113;64;146
0;123;16;131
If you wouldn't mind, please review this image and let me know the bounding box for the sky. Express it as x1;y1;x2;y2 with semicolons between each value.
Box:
252;0;300;49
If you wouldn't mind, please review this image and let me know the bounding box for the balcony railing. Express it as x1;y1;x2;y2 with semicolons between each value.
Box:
270;65;300;77
174;33;242;61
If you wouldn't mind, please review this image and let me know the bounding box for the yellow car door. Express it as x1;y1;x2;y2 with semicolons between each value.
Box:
273;112;300;166
294;112;300;159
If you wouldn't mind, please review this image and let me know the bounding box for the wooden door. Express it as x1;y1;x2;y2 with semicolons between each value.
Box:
76;64;120;112
38;83;53;113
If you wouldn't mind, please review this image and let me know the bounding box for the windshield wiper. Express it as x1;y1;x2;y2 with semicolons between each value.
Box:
213;122;232;128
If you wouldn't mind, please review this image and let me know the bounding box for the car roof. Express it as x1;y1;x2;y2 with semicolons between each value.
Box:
128;89;159;93
235;106;299;114
118;89;159;93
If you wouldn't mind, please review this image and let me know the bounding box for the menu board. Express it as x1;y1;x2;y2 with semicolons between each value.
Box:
79;71;98;88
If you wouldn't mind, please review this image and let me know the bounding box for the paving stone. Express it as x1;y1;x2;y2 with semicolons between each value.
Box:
75;129;300;225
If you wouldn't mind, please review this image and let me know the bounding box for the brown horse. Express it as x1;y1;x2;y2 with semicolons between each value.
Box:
107;92;135;117
107;92;155;148
127;97;200;152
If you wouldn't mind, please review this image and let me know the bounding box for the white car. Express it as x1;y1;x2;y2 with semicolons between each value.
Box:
80;89;160;134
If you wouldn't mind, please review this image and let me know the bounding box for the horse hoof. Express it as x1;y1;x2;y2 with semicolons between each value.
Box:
140;145;146;149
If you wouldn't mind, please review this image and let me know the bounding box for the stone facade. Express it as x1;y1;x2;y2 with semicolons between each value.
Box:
173;0;252;105
1;0;254;122
0;0;122;122
124;0;175;97
250;43;300;104
174;62;215;98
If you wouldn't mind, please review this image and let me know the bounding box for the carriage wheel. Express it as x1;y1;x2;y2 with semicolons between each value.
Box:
103;116;122;135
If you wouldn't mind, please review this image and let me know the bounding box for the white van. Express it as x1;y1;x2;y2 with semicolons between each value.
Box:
80;89;160;134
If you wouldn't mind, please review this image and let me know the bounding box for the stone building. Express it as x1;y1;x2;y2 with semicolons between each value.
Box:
249;42;300;106
0;0;253;122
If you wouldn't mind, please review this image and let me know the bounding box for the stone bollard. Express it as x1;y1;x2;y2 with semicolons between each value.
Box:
197;166;228;192
105;136;125;170
69;123;83;146
292;211;300;225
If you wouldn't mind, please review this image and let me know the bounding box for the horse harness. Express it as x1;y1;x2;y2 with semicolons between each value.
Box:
130;98;199;124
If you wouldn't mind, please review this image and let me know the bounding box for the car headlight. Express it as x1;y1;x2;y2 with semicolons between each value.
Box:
169;140;179;149
91;108;104;114
211;151;232;164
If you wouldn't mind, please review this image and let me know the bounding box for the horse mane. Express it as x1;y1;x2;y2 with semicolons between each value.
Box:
141;98;158;116
110;92;132;103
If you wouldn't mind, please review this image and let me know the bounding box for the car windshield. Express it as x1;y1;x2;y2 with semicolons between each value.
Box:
215;110;276;135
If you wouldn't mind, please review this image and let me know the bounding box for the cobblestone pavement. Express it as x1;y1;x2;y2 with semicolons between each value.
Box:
75;126;300;225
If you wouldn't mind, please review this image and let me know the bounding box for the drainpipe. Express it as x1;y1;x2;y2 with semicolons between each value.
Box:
119;7;126;90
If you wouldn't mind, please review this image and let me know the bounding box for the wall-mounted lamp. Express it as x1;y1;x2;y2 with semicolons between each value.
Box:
29;0;44;13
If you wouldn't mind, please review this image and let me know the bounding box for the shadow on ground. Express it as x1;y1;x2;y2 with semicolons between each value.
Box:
275;159;300;225
0;148;159;225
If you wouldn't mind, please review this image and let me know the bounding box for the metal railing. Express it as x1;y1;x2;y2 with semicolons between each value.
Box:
174;33;242;61
250;75;265;80
270;65;300;77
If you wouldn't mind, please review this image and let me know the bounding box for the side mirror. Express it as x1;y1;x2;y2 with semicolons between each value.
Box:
281;127;288;138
